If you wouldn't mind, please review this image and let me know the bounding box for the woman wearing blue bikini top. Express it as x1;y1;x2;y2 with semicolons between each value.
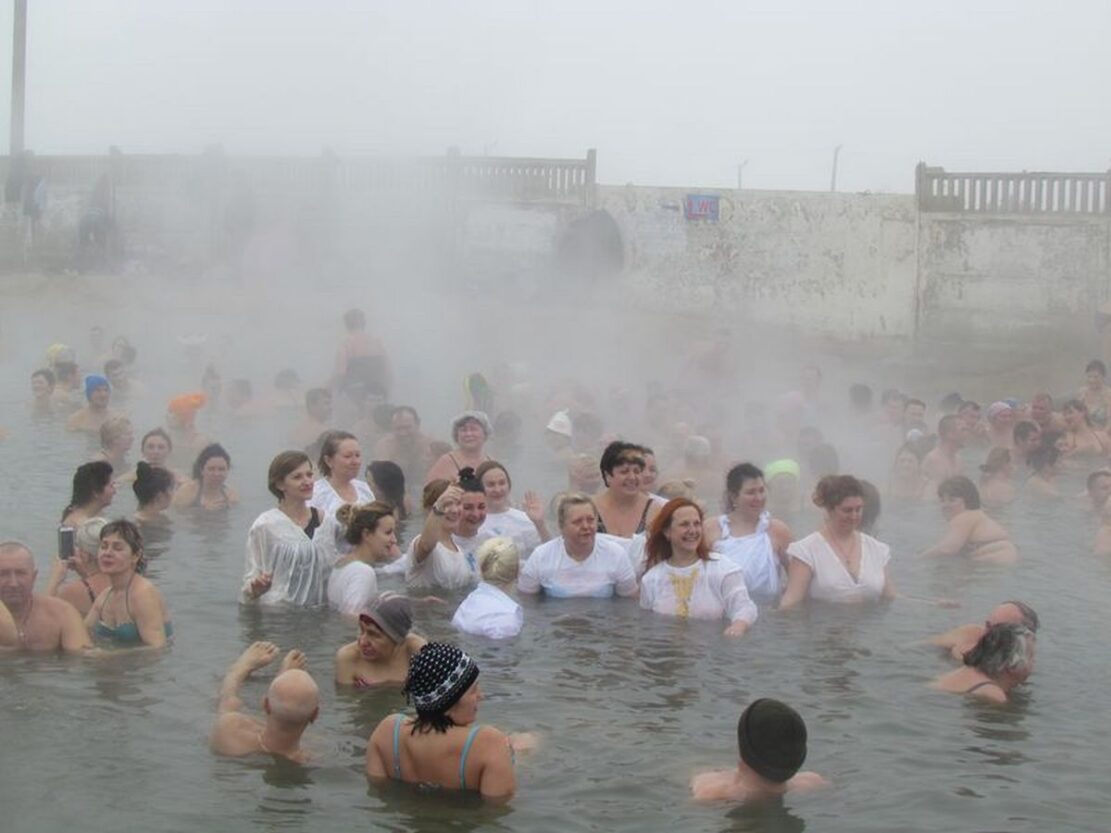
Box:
365;643;519;802
85;519;173;648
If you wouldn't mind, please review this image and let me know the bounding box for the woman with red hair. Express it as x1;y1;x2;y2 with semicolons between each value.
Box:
639;498;757;637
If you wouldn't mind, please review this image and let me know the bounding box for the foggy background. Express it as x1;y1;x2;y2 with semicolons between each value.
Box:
2;0;1110;192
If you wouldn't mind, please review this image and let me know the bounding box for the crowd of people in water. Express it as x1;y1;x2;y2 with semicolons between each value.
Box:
11;306;1106;803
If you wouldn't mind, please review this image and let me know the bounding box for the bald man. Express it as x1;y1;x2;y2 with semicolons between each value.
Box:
210;642;318;763
928;601;1040;661
0;542;91;652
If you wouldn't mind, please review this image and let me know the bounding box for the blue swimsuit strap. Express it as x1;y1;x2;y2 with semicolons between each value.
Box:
459;724;483;790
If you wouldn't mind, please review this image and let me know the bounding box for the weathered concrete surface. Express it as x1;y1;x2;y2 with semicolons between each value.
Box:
916;214;1111;346
597;186;918;339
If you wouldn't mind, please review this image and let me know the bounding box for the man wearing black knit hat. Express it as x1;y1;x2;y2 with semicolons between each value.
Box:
691;699;827;802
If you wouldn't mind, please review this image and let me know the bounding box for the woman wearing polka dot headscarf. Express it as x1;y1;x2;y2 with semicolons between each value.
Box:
365;642;518;801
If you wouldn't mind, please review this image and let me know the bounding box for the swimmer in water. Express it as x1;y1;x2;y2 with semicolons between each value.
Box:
1078;359;1111;428
311;431;374;519
779;476;896;609
210;642;317;762
289;387;332;450
1059;399;1111;467
132;462;176;527
519;493;638;599
977;448;1017;509
165;393;208;468
45;518;109;617
85;520;172;648
1024;442;1063;499
593;441;660;539
335;594;427;687
452;537;524;639
426;411;493;485
1085;469;1111;514
0;542;91;652
704;463;794;604
928;600;1039;662
172;443;238;511
66;375;120;435
61;461;116;527
932;623;1035;704
691;699;827;802
365;642;518;801
921;476;1018;565
92;416;134;472
30;368;55;418
887;444;929;502
640;498;757;637
127;428;185;486
326;501;399;615
476;460;550;557
405;481;477;592
921;415;965;489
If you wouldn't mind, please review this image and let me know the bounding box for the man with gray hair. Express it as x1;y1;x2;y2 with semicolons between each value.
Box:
210;641;319;762
932;623;1036;703
0;541;91;652
927;600;1039;661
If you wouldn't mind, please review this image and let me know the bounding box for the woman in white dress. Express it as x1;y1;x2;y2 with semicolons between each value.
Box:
406;480;478;592
640;498;757;637
779;475;896;609
475;461;550;557
705;463;794;603
518;493;638;599
241;451;331;606
326;501;399;615
311;431;374;519
452;536;524;639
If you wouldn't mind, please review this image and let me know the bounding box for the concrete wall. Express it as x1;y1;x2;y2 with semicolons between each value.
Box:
596;185;918;339
916;213;1111;344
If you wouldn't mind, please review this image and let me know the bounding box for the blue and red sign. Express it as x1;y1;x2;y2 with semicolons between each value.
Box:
684;194;720;222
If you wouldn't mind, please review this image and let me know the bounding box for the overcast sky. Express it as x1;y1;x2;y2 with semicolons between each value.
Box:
2;1;1109;192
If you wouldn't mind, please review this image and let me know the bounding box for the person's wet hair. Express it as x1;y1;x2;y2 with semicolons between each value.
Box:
457;467;484;494
1086;359;1107;378
1013;421;1039;444
141;427;173;453
938;475;981;510
335;500;395;546
192;443;231;482
477;537;520;584
421;479;452;512
63;461;114;520
475;460;512;492
1026;441;1060;473
999;600;1040;632
31;368;55;388
725;462;764;500
367;460;407;518
812;474;863;510
599;440;645;483
133;462;176;507
100;518;146;572
268;450;311;500
962;623;1034;676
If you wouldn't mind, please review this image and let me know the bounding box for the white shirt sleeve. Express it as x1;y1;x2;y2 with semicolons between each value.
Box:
786;536;817;570
720;567;758;625
517;547;542;594
240;521;267;602
613;549;639;598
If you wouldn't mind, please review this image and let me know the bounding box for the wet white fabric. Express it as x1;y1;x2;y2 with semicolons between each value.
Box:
310;478;375;522
405;536;479;591
452;530;494;578
241;508;330;606
480;508;541;557
639;556;757;624
787;531;891;603
518;536;638;598
451;582;524;639
327;560;378;615
712;512;782;600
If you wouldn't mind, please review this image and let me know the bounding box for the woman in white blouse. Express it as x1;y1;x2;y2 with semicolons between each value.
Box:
779;475;896;609
311;430;374;519
640;498;757;637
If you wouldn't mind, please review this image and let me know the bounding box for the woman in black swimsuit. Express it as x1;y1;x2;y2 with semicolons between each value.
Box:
931;623;1036;703
593;442;659;538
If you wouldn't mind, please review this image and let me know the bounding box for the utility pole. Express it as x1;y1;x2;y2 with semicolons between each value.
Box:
10;0;28;156
830;145;842;192
737;158;749;190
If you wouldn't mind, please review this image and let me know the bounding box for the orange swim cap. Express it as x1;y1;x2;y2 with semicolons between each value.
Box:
167;392;207;422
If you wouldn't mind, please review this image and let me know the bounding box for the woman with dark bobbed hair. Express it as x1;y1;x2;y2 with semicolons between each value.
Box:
921;476;1017;565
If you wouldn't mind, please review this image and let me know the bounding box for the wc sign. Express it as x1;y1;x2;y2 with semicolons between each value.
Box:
684;194;720;222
